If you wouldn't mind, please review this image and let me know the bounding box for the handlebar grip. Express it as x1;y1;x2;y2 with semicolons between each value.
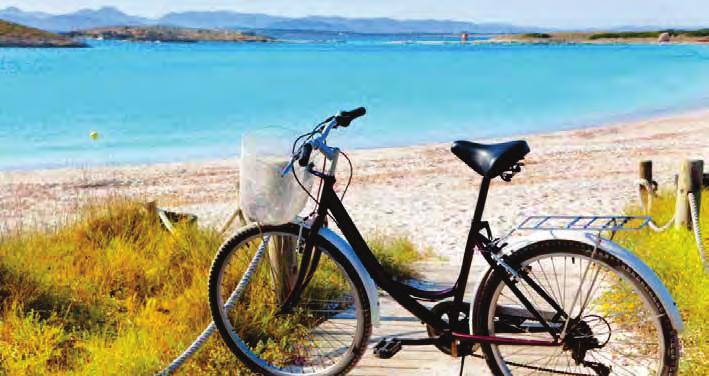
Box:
298;143;313;167
335;107;366;128
342;107;366;119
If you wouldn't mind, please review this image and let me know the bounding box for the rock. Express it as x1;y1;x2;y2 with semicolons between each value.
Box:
658;32;671;43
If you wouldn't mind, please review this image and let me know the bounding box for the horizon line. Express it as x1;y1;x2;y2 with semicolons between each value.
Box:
2;5;708;31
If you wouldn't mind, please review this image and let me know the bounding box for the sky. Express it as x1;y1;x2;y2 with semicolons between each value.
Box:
3;0;709;29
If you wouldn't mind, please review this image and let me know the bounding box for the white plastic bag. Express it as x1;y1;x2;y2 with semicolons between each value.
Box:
239;128;313;225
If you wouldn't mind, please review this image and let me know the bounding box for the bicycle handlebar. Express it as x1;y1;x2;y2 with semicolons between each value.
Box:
298;143;313;167
335;107;367;128
281;107;366;176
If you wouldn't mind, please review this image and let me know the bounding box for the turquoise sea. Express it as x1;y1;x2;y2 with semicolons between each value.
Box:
2;37;709;169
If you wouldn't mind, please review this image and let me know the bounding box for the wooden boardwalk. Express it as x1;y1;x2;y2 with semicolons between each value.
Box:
350;261;492;376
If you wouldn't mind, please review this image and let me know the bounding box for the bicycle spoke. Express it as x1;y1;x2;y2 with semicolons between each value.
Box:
213;230;365;375
484;249;667;376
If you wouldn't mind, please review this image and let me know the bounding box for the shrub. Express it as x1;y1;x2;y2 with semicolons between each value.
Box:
588;31;661;40
613;190;708;374
523;33;552;39
681;28;709;37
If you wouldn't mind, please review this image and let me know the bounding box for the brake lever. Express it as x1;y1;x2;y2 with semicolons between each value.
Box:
281;157;296;177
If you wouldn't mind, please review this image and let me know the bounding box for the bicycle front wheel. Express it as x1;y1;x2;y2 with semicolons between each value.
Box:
209;223;371;376
473;240;679;376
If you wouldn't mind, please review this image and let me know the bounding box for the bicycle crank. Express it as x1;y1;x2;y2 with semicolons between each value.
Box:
425;300;479;357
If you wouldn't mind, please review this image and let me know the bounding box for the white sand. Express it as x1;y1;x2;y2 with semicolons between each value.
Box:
2;108;708;263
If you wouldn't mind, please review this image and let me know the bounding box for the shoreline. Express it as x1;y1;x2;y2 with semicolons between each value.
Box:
484;39;709;46
2;107;708;260
4;103;709;173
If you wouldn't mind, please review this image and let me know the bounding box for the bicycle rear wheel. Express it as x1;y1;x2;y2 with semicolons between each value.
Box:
209;223;371;375
473;240;679;376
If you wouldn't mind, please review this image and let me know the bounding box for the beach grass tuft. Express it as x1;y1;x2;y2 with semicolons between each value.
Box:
0;199;425;375
614;189;708;374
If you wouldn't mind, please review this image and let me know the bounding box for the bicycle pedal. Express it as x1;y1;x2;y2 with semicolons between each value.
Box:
373;338;402;359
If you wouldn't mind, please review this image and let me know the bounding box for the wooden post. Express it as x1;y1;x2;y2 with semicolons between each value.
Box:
228;206;298;304
219;207;248;235
268;235;299;304
639;160;653;203
675;160;704;230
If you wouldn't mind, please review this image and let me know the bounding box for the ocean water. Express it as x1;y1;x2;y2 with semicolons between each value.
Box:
2;38;709;169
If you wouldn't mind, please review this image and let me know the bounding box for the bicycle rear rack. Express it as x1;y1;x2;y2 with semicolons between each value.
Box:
517;215;650;232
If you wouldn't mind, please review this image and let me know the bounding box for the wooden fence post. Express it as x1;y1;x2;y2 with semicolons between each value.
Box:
267;236;299;304
228;206;298;304
675;160;704;230
639;160;653;201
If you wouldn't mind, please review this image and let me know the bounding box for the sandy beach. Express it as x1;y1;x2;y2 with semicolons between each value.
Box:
1;105;707;375
2;108;707;261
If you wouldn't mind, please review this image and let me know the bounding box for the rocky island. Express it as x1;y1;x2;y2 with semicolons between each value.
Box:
66;26;273;43
494;29;709;44
0;19;87;47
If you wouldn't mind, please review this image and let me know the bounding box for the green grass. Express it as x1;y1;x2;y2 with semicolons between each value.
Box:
369;235;431;281
0;200;425;375
614;189;708;374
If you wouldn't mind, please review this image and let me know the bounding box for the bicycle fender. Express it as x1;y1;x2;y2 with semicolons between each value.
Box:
317;226;381;327
500;231;684;333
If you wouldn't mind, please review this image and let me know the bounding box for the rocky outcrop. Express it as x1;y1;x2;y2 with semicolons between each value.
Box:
67;26;273;43
658;32;671;43
0;19;86;47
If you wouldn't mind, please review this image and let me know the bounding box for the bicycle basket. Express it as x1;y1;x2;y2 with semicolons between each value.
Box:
239;128;314;225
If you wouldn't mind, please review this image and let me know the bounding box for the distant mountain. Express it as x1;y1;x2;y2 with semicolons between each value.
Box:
158;11;289;29
265;16;536;34
0;6;544;34
0;6;149;32
156;13;542;34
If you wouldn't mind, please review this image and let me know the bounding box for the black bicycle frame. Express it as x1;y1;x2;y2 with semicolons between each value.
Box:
303;170;567;346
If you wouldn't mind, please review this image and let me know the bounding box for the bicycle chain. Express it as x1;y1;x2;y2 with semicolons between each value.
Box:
466;352;599;375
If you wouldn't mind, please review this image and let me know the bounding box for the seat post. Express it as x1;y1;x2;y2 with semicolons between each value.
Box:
472;177;491;225
450;176;493;328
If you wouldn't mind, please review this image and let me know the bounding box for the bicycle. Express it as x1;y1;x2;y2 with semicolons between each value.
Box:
209;107;684;375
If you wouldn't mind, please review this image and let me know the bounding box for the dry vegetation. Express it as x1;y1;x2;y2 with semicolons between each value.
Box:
0;19;86;47
615;190;709;374
0;200;422;374
495;29;709;44
66;26;273;43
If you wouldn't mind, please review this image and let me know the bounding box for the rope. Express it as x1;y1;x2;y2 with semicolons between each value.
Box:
688;192;707;266
637;179;706;268
157;235;271;375
636;178;675;232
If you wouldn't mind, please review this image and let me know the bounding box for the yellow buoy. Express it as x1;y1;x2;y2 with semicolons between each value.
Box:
90;131;99;141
